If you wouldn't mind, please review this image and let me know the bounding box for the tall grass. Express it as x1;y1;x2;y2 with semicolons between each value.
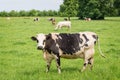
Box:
0;17;120;80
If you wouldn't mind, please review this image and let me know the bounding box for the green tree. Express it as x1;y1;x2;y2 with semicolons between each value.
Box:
114;0;120;16
78;0;115;20
59;0;79;20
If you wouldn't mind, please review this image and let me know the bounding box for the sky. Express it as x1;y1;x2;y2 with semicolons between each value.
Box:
0;0;63;12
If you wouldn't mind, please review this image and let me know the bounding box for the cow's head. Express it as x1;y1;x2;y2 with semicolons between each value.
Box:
31;33;46;50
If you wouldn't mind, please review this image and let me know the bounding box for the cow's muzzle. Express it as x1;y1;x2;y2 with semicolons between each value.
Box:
37;46;43;50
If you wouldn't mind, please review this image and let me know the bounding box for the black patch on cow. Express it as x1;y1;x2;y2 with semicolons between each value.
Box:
82;34;89;47
79;34;83;44
56;33;82;54
84;63;87;66
84;44;88;47
45;34;59;55
82;34;89;42
94;41;96;45
92;35;98;44
31;36;37;41
56;54;61;66
88;58;92;64
92;35;98;40
88;62;91;65
46;34;51;40
31;36;39;43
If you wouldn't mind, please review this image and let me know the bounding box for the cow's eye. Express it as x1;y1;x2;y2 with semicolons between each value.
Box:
37;40;39;43
43;40;45;44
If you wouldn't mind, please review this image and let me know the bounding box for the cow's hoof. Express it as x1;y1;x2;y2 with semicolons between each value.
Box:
80;69;85;72
78;69;82;73
46;70;49;73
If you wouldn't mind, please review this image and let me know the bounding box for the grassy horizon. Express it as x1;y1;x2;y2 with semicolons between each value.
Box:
0;17;120;80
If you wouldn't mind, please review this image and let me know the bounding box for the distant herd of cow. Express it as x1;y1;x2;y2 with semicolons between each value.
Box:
33;17;91;31
31;17;105;73
34;17;71;30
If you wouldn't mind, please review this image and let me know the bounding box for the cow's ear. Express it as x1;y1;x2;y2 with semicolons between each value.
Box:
31;36;37;41
46;34;51;40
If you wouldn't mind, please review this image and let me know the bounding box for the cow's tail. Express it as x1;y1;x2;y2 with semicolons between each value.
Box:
97;38;105;58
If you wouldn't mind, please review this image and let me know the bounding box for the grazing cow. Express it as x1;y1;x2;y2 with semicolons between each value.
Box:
55;21;71;30
84;17;91;21
31;32;105;73
49;18;56;25
7;17;10;20
34;18;39;21
64;18;68;21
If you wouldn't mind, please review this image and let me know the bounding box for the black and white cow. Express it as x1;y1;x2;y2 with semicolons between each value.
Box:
31;32;105;73
48;18;56;25
34;18;39;21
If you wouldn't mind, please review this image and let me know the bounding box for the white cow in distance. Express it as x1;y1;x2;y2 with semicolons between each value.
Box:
55;21;71;30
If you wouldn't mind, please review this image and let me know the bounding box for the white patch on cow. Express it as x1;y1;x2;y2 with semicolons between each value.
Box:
36;33;46;48
58;49;63;56
51;33;59;41
73;48;76;50
58;36;62;40
43;51;54;60
84;47;95;60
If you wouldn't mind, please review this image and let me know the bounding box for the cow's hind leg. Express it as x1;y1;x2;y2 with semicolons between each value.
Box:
81;59;89;72
88;57;94;70
81;48;94;72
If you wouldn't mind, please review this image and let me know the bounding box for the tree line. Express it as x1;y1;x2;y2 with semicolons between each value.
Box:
0;0;120;20
0;10;59;17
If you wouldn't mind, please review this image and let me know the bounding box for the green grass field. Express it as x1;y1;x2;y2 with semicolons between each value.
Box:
0;17;120;80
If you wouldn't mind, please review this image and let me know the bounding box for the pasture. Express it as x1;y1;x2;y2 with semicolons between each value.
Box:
0;17;120;80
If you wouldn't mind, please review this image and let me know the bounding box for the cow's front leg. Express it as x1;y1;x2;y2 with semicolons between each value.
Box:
59;25;62;29
54;26;59;30
56;55;61;74
46;60;52;72
43;51;53;73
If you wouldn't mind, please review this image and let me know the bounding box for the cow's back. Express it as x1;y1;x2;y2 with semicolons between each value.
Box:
45;32;98;59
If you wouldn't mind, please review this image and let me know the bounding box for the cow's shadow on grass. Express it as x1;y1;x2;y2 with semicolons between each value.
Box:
62;67;80;72
49;67;80;73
